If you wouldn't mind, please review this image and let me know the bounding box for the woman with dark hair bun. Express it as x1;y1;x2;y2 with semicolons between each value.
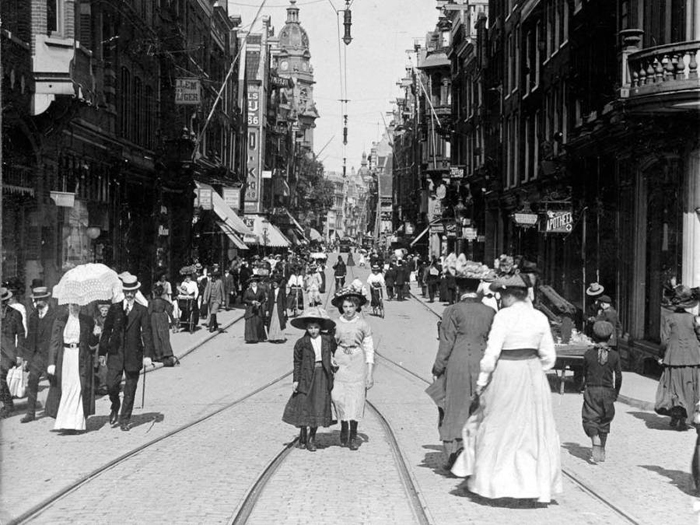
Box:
330;287;373;450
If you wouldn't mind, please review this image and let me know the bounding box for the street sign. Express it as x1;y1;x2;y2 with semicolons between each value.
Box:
513;213;538;227
197;188;212;210
175;79;201;105
463;227;478;240
544;210;573;233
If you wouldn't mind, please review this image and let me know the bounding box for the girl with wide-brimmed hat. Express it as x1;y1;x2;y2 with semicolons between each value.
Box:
282;307;337;451
655;284;700;430
330;287;373;450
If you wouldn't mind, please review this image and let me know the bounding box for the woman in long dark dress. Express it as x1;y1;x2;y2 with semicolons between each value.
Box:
243;276;267;343
655;284;700;430
149;285;174;362
282;307;337;451
346;251;355;267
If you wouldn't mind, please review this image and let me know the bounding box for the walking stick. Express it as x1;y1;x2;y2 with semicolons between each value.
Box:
141;365;147;409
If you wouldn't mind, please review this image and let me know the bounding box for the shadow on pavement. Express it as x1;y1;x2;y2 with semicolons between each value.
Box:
561;441;593;464
449;481;557;507
639;464;696;496
86;412;164;432
628;410;683;431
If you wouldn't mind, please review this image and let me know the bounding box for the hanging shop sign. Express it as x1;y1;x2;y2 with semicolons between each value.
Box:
196;188;213;210
449;166;465;179
513;213;539;228
175;79;201;105
223;187;241;211
462;227;478;241
445;223;458;238
50;191;75;208
544;210;573;233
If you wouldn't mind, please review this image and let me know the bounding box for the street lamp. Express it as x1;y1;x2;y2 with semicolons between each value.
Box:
86;226;101;262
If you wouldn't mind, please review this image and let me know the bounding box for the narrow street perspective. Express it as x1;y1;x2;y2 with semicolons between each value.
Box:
1;0;700;524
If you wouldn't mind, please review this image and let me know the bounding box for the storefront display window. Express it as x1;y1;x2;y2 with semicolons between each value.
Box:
644;160;682;343
59;199;90;271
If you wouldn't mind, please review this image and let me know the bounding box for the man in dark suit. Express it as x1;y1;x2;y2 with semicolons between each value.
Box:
1;287;25;418
21;286;58;423
99;273;154;431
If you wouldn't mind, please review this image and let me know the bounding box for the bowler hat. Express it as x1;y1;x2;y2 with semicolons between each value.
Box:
290;307;336;331
0;287;13;302
119;272;141;291
586;282;605;296
30;286;51;300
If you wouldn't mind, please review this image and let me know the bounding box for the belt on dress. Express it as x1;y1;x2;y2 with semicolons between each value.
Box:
64;343;80;349
314;361;323;367
499;348;538;360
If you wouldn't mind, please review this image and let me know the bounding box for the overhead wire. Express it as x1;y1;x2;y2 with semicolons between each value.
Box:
192;0;270;160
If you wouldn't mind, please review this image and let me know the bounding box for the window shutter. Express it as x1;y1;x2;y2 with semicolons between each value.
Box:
79;1;92;50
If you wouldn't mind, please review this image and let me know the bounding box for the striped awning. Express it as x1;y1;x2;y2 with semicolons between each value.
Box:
244;215;291;248
215;221;248;250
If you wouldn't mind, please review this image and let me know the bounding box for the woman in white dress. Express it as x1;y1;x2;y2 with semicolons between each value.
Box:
452;273;562;504
47;304;97;432
331;287;374;450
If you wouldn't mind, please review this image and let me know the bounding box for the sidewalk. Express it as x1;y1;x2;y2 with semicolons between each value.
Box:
408;281;658;412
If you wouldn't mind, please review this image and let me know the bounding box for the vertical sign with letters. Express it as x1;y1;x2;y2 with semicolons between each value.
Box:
245;84;262;214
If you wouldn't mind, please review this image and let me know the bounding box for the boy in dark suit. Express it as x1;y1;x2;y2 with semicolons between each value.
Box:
99;273;154;431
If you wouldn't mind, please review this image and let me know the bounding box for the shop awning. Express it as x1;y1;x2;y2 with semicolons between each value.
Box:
410;219;444;247
284;210;308;241
215;221;248;250
195;181;252;236
308;227;323;242
245;215;291;248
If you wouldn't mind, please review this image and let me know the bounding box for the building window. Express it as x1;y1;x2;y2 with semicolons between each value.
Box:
134;77;143;145
534;21;541;88
533;110;540;179
47;0;64;36
119;67;132;141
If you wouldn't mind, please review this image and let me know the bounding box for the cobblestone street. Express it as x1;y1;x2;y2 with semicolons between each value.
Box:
1;264;698;524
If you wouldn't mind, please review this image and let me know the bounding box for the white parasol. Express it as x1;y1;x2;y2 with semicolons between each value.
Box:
53;263;123;306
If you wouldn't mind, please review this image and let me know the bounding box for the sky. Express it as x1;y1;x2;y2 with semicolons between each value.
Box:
227;0;441;173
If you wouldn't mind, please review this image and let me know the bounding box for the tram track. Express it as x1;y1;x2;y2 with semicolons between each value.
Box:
380;293;644;525
230;260;433;525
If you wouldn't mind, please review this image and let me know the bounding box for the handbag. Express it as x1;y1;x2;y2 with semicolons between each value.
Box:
6;366;20;397
7;366;27;398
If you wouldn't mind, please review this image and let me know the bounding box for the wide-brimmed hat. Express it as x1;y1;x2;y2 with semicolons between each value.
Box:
247;275;262;284
290;307;336;331
489;274;529;291
663;285;699;310
586;282;605;296
371;264;381;271
119;272;141;291
30;286;51;300
331;287;368;308
0;287;13;302
597;295;612;304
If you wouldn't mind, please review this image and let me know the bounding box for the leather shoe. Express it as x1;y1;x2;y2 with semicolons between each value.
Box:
120;421;133;432
306;437;317;452
20;414;36;423
109;410;119;426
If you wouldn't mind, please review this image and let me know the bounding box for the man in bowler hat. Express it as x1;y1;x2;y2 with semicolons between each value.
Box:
99;273;154;431
21;286;58;422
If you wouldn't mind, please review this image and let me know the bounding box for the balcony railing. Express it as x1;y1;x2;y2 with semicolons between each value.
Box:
627;40;699;98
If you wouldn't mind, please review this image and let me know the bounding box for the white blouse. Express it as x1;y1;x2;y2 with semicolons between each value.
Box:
310;335;323;362
477;301;556;387
64;313;81;345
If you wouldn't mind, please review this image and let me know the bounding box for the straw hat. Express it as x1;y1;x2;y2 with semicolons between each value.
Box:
331;287;368;308
119;272;141;291
30;286;51;300
290;307;336;331
0;287;13;302
586;282;605;296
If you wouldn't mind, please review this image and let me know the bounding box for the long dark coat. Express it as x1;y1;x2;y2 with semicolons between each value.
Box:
243;286;267;319
432;298;495;443
25;306;58;369
293;333;336;394
99;301;155;372
266;287;287;330
47;313;97;418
